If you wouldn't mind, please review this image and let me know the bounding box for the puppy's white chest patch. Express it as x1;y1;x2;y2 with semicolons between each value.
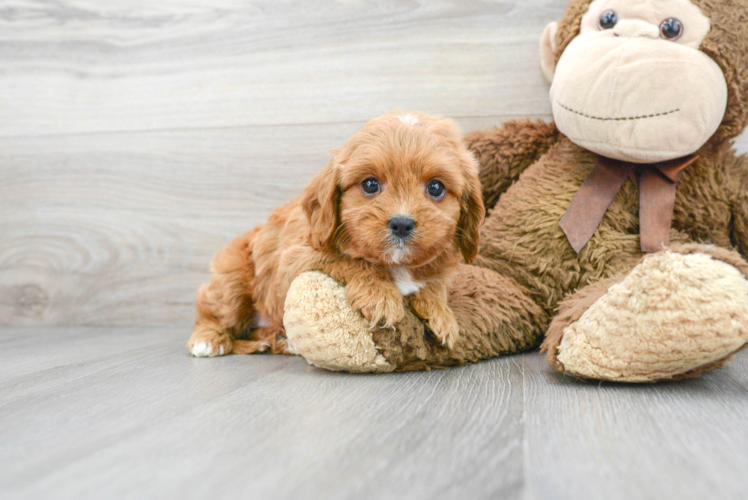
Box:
390;267;424;296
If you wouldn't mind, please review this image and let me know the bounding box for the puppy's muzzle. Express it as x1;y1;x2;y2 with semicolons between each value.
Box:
389;216;415;240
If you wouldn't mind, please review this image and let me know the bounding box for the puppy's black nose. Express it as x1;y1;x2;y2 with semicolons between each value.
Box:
389;216;415;239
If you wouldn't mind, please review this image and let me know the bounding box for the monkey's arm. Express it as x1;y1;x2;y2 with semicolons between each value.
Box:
728;152;748;258
465;119;559;211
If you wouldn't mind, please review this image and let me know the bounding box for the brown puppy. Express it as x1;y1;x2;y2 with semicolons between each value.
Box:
187;111;484;357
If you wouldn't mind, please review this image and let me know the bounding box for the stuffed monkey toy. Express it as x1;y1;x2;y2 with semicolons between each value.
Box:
280;0;748;382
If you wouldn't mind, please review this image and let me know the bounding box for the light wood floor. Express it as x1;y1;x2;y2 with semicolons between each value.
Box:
2;327;748;499
2;1;748;498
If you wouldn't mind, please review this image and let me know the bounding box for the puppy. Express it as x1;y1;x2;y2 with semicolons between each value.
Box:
187;111;485;357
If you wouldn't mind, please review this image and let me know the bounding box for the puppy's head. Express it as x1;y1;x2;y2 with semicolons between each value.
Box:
302;111;484;267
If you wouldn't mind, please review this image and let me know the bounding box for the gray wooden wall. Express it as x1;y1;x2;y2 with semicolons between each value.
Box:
3;0;747;327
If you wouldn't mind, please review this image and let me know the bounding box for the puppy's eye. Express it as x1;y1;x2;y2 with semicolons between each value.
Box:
426;180;445;200
660;18;683;41
361;177;380;195
598;10;618;30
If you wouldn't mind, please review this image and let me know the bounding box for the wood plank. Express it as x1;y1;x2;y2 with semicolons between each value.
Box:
0;0;564;137
2;0;745;151
0;325;188;382
3;327;748;499
0;326;525;500
521;350;748;500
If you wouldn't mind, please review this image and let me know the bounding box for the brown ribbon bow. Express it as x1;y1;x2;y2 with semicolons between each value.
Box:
559;155;699;254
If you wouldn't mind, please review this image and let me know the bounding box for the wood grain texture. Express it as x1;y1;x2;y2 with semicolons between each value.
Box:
0;326;524;500
1;0;747;326
0;0;563;137
2;326;747;499
522;353;748;500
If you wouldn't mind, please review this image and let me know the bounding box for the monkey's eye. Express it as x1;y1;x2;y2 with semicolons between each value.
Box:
426;180;445;200
361;177;380;195
660;18;683;41
598;10;618;30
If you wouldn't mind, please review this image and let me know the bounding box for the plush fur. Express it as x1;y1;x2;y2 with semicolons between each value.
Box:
285;264;545;372
547;245;748;382
281;0;748;382
187;111;484;357
547;0;726;163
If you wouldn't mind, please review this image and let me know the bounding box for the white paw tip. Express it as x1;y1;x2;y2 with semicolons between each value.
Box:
190;342;214;357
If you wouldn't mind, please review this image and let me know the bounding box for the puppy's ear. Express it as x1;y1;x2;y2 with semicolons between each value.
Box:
457;154;485;263
302;154;341;252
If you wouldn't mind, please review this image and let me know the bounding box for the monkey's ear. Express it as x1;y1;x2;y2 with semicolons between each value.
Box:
540;21;559;83
301;156;340;252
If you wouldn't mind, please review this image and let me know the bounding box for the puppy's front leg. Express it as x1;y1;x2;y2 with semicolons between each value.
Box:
327;262;405;329
411;281;459;349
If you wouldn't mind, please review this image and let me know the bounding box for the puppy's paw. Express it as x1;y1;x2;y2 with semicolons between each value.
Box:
427;309;460;349
412;295;460;349
187;326;233;357
346;282;405;329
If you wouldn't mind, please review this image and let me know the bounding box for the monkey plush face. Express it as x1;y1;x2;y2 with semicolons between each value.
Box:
541;0;728;163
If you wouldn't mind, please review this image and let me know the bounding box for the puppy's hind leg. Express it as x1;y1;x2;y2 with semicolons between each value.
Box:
188;231;257;357
232;323;292;355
